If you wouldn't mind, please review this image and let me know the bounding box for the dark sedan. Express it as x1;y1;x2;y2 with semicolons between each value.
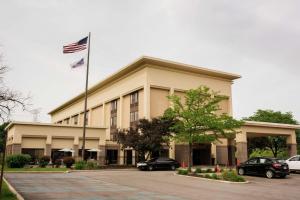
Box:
137;157;180;171
237;157;289;178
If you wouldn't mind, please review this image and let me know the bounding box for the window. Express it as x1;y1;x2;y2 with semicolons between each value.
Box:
57;121;62;124
259;158;267;164
289;156;300;161
106;149;118;165
130;111;138;122
84;111;89;125
110;116;117;127
130;91;138;104
247;158;258;164
111;100;117;111
73;115;79;125
64;118;70;124
22;148;44;162
81;111;89;125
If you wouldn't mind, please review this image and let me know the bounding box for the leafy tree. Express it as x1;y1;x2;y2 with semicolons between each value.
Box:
164;86;244;172
244;109;299;157
115;117;175;161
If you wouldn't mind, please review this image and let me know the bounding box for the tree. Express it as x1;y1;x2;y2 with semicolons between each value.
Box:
115;117;175;161
0;122;9;153
0;54;28;195
244;109;299;157
164;86;244;172
0;55;28;122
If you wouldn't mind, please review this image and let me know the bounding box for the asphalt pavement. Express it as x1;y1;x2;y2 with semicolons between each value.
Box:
5;169;300;200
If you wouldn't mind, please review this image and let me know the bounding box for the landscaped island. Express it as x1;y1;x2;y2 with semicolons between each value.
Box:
177;167;246;182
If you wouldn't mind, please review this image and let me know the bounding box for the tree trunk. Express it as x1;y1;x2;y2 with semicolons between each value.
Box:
0;130;7;196
274;144;278;158
188;141;192;172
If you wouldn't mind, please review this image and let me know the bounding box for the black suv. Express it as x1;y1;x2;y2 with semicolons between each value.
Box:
237;157;289;178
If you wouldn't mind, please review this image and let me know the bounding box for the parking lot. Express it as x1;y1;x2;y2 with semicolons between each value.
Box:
5;169;300;200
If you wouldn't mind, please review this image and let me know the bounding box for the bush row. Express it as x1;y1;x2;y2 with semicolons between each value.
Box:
6;154;31;168
5;154;76;168
177;168;245;182
74;160;98;170
221;170;245;182
194;168;215;173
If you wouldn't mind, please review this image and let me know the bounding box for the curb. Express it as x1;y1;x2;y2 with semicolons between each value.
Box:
174;173;250;184
71;168;137;172
5;171;67;173
3;177;25;200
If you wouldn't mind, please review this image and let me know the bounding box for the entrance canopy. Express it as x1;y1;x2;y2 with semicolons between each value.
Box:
236;121;300;163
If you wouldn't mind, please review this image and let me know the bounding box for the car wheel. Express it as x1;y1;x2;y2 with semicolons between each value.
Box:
171;165;176;171
238;168;245;175
266;170;274;179
148;165;154;171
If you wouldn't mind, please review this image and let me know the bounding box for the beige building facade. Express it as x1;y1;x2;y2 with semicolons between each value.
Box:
6;56;299;165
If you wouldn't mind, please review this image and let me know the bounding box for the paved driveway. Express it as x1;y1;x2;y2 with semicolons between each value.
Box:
5;170;300;200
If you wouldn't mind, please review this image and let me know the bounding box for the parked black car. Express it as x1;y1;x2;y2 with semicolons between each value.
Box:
137;157;180;171
237;157;289;178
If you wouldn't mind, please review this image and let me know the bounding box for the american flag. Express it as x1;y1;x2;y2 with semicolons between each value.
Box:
63;36;88;53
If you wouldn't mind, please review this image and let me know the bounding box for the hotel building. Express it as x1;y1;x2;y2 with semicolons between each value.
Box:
6;56;299;165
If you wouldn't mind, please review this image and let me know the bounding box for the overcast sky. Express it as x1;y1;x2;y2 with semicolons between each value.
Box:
0;0;299;123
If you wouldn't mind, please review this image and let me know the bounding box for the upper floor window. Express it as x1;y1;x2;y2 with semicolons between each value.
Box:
130;91;138;105
84;111;89;125
110;116;117;127
73;115;79;125
64;118;70;124
111;100;117;111
130;111;138;122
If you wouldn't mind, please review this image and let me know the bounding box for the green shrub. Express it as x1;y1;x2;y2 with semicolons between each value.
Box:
222;170;245;182
198;174;204;178
178;169;188;175
204;174;211;179
74;160;86;170
210;173;219;179
86;160;98;169
6;154;31;168
63;157;75;168
194;167;202;173
54;159;62;168
39;156;51;168
206;168;212;173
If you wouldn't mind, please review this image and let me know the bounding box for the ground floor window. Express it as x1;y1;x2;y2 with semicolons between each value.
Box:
51;149;71;162
152;148;169;158
124;150;133;165
106;149;118;165
193;144;211;165
22;148;44;163
79;149;97;160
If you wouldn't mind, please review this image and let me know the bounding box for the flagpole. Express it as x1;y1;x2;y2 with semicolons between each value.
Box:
81;32;91;160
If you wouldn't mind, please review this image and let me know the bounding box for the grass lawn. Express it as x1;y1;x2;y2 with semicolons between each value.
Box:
4;167;68;172
1;181;17;200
